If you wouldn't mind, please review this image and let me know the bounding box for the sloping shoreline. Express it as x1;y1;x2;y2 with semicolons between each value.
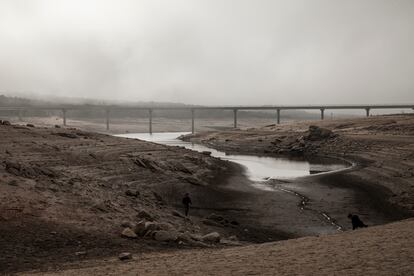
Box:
1;114;413;274
24;218;414;276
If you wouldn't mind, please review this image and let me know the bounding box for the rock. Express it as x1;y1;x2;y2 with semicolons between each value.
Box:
125;189;139;197
2;120;11;125
121;227;138;239
8;180;18;186
133;158;147;168
26;123;35;127
75;251;87;256
55;132;78;139
118;252;132;261
202;151;212;156
121;221;136;228
190;233;203;241
219;239;241;246
228;235;239;241
306;125;334;141
157;222;175;231
152;192;163;202
134;220;147;236
144;221;160;232
185;176;202;185
4;161;21;172
201;232;221;243
153;230;178;242
54;125;61;128
137;210;154;221
177;231;193;242
206;213;224;221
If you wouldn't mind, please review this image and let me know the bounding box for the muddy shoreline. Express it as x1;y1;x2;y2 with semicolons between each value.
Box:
182;118;414;234
1;115;413;274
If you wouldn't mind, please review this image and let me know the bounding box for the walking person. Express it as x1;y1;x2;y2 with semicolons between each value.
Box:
182;193;192;216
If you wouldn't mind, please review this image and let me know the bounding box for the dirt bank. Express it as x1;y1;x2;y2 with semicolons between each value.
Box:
24;218;414;276
0;123;256;273
2;114;413;274
184;114;414;228
1;120;341;274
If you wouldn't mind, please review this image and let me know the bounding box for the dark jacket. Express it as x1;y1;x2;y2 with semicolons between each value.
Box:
182;196;192;206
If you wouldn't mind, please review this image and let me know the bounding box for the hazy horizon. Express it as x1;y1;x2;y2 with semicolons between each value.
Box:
1;0;414;105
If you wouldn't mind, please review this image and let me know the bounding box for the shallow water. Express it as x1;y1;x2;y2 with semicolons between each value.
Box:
116;132;348;182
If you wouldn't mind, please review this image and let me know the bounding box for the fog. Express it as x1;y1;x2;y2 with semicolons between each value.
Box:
1;0;413;105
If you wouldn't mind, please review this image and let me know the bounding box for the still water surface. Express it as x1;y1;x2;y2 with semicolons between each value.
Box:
116;132;348;182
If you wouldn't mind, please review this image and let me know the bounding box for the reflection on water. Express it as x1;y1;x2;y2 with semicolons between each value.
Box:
116;132;348;182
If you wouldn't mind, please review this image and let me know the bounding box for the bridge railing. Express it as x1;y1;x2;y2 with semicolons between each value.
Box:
1;104;413;133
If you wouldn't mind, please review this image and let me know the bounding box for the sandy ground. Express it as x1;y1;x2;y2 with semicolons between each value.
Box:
1;114;413;275
23;219;414;276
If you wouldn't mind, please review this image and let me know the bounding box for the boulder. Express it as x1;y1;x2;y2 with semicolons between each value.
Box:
201;232;221;243
2;120;11;125
152;192;164;202
118;252;132;261
190;233;203;241
228;235;239;241
121;227;138;239
157;222;175;231
206;213;224;222
153;230;178;242
55;132;78;139
137;210;154;221
306;125;334;141
54;125;61;128
26;123;35;127
177;231;192;242
121;221;136;228
144;221;161;233
75;251;87;256
125;189;139;197
134;220;147;236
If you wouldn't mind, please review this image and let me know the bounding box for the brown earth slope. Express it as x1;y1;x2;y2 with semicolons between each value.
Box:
24;218;414;276
2;114;414;275
0;123;246;273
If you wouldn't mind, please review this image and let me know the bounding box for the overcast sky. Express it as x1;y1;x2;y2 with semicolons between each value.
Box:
0;0;413;105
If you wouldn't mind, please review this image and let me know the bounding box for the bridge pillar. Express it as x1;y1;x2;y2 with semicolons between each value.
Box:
18;109;23;122
62;109;67;126
320;108;325;120
191;109;195;134
365;108;370;117
106;109;110;131
149;109;153;134
276;109;281;124
233;109;238;128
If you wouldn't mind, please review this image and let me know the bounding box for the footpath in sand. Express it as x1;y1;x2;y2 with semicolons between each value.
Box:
25;219;414;276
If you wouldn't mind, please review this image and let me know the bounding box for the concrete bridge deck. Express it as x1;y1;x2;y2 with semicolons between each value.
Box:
1;104;413;133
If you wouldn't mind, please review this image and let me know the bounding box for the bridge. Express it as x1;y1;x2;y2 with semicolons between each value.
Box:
1;104;413;134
